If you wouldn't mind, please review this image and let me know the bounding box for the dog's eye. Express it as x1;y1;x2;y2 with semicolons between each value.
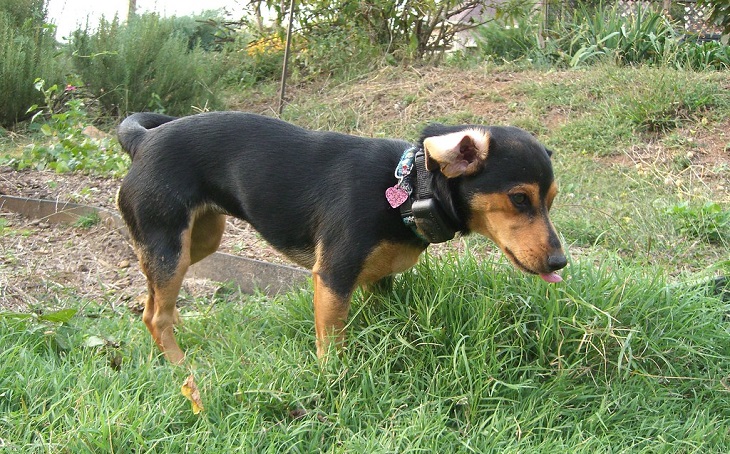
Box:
509;193;530;208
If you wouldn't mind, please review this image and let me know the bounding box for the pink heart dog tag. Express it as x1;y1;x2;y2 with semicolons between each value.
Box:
385;185;409;208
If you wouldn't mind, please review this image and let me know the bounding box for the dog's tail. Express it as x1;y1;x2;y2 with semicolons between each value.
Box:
117;112;178;160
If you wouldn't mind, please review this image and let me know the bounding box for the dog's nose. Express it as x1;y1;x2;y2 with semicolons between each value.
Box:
547;253;567;271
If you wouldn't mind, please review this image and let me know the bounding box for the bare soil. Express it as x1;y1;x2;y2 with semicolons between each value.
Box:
0;166;304;311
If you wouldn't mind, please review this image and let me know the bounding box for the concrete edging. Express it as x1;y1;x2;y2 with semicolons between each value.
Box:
0;194;310;296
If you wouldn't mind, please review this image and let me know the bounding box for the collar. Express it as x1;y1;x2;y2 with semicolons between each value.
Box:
385;146;459;244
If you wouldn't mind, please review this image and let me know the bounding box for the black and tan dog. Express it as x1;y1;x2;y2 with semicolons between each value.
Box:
117;112;566;364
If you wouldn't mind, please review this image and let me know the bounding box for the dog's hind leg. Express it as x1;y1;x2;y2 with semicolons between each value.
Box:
138;225;195;365
189;209;226;265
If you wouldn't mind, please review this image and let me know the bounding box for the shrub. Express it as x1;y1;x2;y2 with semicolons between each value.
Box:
544;3;680;67
0;1;64;126
474;14;543;63
68;14;224;117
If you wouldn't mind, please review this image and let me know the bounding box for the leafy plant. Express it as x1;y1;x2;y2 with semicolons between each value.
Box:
73;212;101;229
668;201;730;244
697;0;730;34
474;2;727;70
3;78;129;176
0;307;78;353
678;39;730;70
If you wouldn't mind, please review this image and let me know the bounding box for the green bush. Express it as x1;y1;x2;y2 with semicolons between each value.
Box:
474;15;544;63
0;1;64;126
68;14;224;116
548;3;679;67
678;39;730;70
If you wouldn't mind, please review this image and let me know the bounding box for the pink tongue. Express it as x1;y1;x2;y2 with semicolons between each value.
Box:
540;272;563;283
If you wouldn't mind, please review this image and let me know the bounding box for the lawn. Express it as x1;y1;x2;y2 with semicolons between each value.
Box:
1;64;729;452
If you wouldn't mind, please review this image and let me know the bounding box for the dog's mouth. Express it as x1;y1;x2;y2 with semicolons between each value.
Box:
504;248;563;283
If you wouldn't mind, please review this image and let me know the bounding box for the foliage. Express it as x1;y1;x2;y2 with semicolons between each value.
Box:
551;4;678;67
474;2;730;70
169;11;239;51
474;13;544;63
68;13;223;117
2;79;129;176
668;201;730;244
231;33;287;85
0;0;47;27
0;0;64;126
697;0;730;34
256;0;494;60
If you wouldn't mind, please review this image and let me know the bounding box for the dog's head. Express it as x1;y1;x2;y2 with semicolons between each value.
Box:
421;125;566;282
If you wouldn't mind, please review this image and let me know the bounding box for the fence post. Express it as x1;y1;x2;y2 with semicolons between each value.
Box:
278;0;296;116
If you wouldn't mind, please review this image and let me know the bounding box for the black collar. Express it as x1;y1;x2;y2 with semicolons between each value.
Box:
399;149;460;244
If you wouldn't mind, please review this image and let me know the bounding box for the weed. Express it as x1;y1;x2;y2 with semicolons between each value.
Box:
73;212;101;229
612;69;720;133
668;201;730;244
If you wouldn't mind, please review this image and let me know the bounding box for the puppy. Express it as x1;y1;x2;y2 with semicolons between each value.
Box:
117;112;566;363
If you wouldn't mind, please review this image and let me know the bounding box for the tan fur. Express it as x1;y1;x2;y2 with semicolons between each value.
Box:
356;241;426;286
467;182;559;275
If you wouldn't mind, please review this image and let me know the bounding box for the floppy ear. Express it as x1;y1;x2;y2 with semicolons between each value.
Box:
422;128;489;178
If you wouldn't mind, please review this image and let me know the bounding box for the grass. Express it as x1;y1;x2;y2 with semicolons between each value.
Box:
1;63;729;451
1;254;728;452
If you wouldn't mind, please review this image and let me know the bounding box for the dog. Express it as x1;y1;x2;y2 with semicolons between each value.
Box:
116;111;567;364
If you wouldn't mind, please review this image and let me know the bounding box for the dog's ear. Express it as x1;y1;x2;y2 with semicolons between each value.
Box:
423;128;489;178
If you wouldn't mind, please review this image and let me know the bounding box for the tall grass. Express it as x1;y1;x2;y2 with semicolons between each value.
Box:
0;255;727;451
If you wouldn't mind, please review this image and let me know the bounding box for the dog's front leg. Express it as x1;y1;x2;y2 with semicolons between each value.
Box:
312;272;351;359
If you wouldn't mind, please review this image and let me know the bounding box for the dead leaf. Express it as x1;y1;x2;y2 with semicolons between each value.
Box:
181;374;204;414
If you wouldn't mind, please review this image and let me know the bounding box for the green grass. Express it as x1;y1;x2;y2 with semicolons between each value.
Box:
1;255;728;452
1;62;729;451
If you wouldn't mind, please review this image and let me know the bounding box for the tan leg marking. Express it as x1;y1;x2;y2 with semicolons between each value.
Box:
140;226;194;365
312;272;351;359
189;209;226;264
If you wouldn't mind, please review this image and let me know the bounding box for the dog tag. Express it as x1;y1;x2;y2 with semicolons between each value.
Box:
385;185;409;208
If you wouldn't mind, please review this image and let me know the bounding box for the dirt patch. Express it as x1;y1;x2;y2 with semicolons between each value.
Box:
0;167;297;312
0;165;481;312
605;119;730;203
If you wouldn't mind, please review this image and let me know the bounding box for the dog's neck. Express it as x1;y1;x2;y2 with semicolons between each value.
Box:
389;146;463;244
